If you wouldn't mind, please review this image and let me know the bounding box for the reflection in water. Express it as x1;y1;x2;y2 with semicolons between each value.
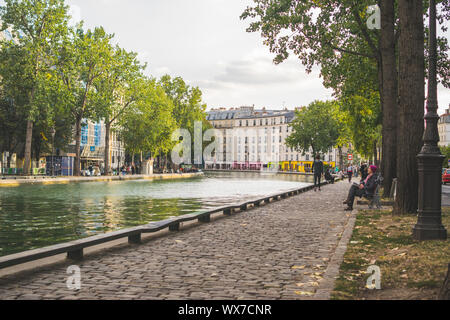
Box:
0;172;312;256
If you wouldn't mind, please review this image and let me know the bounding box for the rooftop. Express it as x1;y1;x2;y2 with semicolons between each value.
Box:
206;106;297;122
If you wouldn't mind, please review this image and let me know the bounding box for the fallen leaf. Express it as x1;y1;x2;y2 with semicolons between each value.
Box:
296;283;306;288
309;282;320;287
294;291;314;296
398;253;407;257
291;265;306;270
175;240;184;244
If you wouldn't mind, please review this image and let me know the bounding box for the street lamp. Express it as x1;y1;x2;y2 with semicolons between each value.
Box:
413;0;447;241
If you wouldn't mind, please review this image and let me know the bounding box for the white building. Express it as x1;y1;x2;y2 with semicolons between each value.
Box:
206;106;338;172
439;109;450;147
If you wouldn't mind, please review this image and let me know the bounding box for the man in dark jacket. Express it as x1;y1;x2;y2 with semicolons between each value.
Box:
312;155;324;192
325;168;335;184
343;165;378;211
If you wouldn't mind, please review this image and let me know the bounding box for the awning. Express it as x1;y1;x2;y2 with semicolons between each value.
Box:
81;146;105;161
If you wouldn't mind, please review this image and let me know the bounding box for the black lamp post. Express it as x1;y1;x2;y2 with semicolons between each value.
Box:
413;0;447;241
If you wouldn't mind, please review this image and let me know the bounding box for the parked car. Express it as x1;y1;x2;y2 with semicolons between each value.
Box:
442;168;450;185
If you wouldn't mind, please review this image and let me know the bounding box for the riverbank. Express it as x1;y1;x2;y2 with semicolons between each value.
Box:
0;172;203;187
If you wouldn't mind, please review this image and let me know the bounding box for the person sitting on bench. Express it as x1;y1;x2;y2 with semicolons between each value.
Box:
343;165;378;211
325;168;335;184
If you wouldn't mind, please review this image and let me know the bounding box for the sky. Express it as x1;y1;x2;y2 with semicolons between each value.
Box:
2;0;449;113
64;0;337;111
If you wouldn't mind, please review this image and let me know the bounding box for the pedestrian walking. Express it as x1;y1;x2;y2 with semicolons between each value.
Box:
347;165;353;183
312;155;324;192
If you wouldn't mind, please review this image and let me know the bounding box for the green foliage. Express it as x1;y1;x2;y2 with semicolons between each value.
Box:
93;46;146;125
158;75;207;130
286;100;340;156
0;0;70;121
119;79;176;158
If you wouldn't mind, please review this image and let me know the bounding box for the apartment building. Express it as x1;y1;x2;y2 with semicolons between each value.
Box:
439;109;450;147
206;106;338;171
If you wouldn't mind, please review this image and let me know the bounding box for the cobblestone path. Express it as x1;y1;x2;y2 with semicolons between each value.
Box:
0;180;355;300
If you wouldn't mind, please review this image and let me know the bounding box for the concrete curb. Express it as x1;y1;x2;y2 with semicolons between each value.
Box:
313;210;358;300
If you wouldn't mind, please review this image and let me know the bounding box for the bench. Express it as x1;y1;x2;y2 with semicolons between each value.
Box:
363;175;384;209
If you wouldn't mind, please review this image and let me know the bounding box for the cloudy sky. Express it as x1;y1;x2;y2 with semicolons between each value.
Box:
64;0;337;111
3;0;450;112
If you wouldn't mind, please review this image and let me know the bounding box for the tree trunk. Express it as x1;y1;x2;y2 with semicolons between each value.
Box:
373;140;378;166
395;0;425;214
380;0;399;197
104;121;111;176
339;147;343;171
23;120;33;175
74;116;82;177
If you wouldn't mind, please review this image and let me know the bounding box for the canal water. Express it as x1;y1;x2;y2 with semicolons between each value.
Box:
0;172;313;257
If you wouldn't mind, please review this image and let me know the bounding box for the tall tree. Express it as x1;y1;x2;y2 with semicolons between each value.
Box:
0;0;69;175
286;100;340;156
119;79;176;161
394;0;425;214
158;75;208;166
93;46;145;175
55;25;114;176
379;0;399;197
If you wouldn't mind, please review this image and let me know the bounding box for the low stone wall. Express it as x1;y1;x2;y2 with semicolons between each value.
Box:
0;172;203;187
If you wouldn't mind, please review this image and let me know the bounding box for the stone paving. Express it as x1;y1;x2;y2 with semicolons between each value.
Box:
0;180;356;300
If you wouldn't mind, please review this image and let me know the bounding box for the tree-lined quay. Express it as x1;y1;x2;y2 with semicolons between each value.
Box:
0;0;449;303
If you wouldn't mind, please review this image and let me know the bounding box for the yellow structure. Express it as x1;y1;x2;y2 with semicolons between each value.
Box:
279;161;336;173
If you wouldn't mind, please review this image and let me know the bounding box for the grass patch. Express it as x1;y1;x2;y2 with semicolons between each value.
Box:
331;208;450;300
